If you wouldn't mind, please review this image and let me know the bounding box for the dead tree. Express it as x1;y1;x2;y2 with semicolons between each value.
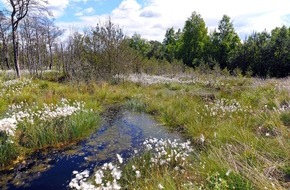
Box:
0;11;10;69
10;0;30;77
42;18;64;70
9;0;49;78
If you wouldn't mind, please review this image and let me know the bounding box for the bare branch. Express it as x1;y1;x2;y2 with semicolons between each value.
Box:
7;0;50;77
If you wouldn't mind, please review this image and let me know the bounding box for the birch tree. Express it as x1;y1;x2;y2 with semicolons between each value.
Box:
0;11;10;69
8;0;49;77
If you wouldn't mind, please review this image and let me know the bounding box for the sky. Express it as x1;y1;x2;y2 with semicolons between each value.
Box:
1;0;290;41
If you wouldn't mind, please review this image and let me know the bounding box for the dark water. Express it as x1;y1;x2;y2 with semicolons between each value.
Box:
0;107;181;190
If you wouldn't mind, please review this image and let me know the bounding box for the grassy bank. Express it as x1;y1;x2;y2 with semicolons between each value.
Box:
0;76;101;168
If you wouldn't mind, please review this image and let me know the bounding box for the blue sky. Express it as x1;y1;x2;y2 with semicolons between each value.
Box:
55;0;125;22
1;0;290;41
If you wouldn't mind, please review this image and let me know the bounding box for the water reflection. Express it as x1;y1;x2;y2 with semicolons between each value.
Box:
0;107;181;190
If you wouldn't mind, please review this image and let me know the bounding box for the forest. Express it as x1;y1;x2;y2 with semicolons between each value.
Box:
0;1;290;79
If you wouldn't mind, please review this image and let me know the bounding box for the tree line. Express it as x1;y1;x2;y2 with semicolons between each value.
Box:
130;12;290;78
0;2;289;79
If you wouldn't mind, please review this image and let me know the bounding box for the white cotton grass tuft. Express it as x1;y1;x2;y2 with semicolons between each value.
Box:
158;183;165;189
226;169;232;176
132;165;136;170
111;167;122;180
142;138;193;168
0;99;87;140
135;170;141;178
0;78;37;97
0;117;18;136
116;154;123;164
199;134;205;143
68;138;193;190
94;170;104;185
204;98;252;117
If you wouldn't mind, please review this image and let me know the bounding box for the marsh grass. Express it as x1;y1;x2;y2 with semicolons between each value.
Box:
0;77;102;168
120;153;196;190
125;98;147;112
0;133;18;168
280;112;290;127
2;73;290;189
70;138;196;190
117;75;290;189
17;111;99;149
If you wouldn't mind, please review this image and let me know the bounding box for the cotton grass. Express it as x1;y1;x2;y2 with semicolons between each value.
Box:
69;138;193;190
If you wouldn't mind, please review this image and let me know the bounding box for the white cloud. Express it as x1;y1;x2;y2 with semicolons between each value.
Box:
70;0;87;3
0;0;69;18
55;0;290;41
71;0;105;4
75;7;95;16
47;0;69;18
85;7;95;14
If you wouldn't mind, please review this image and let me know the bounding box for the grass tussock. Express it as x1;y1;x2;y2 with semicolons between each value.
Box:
0;77;101;168
17;111;99;149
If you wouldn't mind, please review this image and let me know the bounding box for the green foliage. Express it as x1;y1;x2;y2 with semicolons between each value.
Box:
206;171;254;190
163;27;181;63
206;172;229;190
179;12;210;67
147;40;165;60
129;34;166;61
65;18;135;81
146;13;290;78
129;33;151;58
209;15;241;69
233;26;290;77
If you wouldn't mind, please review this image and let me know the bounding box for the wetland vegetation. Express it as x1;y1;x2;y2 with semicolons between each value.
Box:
1;70;290;189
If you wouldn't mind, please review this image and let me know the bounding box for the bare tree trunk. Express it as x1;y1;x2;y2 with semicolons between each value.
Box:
35;23;40;76
1;40;10;69
61;43;66;74
47;28;53;70
10;0;23;78
9;0;47;78
11;27;20;77
4;49;10;69
0;11;10;70
49;42;53;70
